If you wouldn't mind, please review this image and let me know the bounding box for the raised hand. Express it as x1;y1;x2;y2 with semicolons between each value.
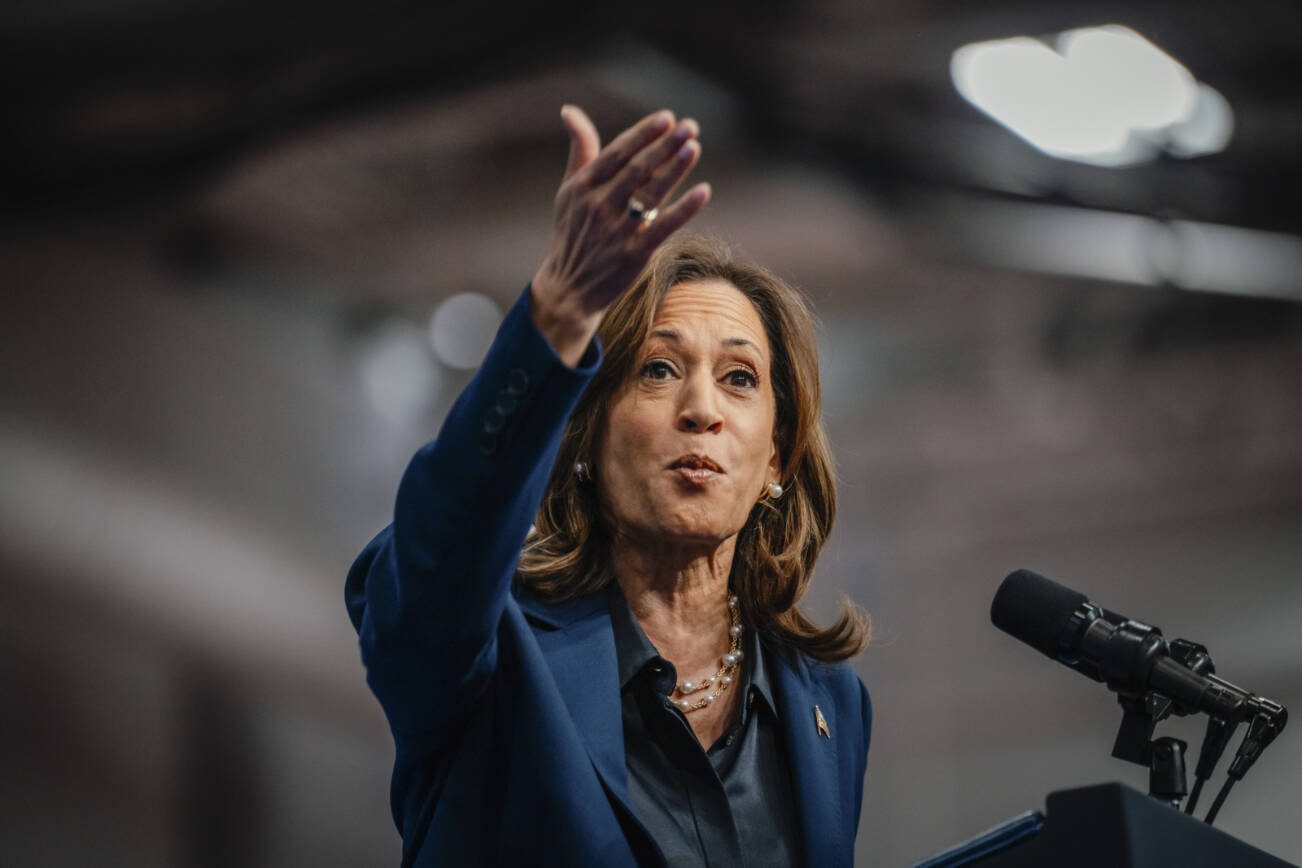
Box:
530;105;711;366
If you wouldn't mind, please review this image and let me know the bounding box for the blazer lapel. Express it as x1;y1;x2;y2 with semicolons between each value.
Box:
519;588;843;867
769;643;843;868
518;589;634;809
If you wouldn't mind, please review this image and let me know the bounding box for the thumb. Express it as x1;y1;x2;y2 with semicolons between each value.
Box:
560;105;600;181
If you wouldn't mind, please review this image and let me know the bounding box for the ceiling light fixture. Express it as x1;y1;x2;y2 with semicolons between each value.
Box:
950;25;1233;167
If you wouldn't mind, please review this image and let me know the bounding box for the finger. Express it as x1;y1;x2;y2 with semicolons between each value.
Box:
625;135;700;210
608;118;699;204
561;105;601;182
637;182;711;249
585;109;675;186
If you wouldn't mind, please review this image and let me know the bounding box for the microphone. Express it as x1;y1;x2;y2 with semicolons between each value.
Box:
991;568;1288;822
990;569;1252;721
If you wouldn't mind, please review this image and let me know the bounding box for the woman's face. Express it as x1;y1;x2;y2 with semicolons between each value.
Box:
598;279;780;549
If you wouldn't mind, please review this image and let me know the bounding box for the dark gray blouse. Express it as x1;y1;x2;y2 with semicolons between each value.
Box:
606;581;803;868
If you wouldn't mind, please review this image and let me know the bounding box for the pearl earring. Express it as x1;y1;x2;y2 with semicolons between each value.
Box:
767;481;784;499
574;461;591;481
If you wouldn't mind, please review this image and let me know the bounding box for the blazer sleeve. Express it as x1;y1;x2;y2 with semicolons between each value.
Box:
344;284;601;752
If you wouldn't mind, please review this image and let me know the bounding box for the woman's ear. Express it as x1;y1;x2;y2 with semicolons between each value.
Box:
767;438;781;485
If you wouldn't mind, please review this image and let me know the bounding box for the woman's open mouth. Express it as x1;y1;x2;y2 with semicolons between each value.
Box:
673;466;720;484
668;454;724;485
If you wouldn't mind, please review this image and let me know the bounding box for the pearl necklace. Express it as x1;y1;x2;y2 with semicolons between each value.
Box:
671;593;744;714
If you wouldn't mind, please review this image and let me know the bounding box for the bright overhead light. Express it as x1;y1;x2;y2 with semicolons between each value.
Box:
951;25;1233;166
929;194;1302;301
1166;83;1234;158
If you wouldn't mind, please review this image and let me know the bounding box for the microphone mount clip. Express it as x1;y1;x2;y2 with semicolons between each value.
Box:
1104;631;1217;808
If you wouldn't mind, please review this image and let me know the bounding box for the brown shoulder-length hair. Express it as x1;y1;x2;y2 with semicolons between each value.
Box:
518;235;869;662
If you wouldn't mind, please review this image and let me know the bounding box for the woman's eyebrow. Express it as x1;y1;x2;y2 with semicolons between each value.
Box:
650;328;763;355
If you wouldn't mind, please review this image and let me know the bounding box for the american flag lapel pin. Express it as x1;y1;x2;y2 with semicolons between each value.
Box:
814;704;831;739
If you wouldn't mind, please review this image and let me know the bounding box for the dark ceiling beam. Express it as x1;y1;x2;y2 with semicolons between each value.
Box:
1;0;609;208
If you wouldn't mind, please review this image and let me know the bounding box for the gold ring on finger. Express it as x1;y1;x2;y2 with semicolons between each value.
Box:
628;196;659;223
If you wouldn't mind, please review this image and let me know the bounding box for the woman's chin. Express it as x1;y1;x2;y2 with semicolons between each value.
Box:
638;513;744;550
610;489;749;549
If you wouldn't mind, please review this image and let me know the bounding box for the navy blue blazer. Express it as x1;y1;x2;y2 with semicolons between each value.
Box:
345;286;872;867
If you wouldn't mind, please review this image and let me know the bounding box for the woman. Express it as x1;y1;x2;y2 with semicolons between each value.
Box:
346;105;871;867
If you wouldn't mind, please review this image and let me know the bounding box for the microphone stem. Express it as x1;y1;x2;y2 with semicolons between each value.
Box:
1184;777;1205;815
1204;778;1235;825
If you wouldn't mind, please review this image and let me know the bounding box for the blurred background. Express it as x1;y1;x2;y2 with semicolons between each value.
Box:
2;0;1300;865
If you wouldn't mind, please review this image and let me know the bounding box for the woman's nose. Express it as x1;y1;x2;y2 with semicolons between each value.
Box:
676;375;724;433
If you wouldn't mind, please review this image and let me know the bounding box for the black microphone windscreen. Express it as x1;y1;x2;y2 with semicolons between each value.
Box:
991;569;1090;660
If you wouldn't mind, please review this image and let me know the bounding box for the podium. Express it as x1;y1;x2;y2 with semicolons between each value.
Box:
917;783;1297;868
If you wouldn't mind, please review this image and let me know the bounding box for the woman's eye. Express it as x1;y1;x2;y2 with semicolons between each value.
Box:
642;360;675;380
725;369;758;388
